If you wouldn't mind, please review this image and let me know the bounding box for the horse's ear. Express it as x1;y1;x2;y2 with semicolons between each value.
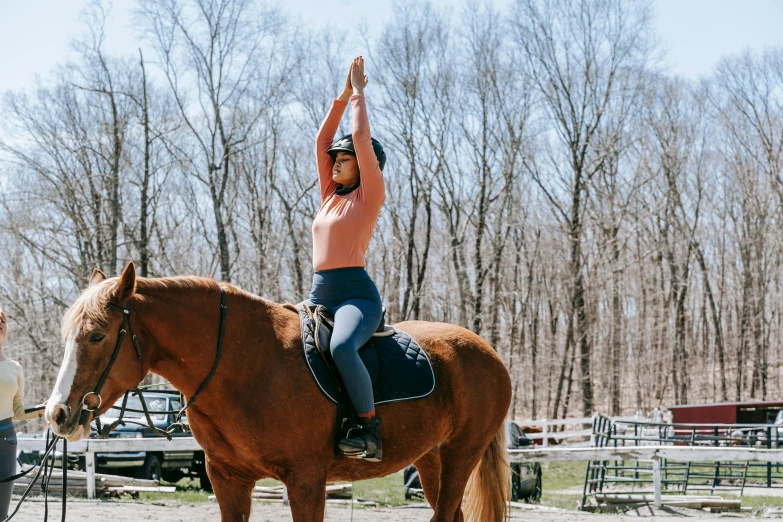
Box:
111;262;137;304
89;268;107;286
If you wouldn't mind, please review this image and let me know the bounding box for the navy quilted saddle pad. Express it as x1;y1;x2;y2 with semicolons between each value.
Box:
297;303;436;406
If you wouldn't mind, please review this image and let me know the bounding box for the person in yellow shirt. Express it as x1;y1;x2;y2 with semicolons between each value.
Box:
0;308;44;519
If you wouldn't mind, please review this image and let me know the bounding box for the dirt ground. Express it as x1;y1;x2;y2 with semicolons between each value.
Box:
6;499;767;521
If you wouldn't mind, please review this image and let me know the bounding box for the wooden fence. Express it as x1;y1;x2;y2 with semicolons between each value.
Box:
16;435;202;499
514;415;637;446
18;428;783;508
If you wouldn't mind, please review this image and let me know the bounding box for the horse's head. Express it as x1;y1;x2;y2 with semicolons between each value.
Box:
46;262;146;441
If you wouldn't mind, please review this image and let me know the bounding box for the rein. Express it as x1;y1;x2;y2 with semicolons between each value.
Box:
2;286;228;521
92;287;228;439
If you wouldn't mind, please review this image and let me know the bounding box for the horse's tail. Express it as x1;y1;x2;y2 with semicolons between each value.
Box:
463;423;510;522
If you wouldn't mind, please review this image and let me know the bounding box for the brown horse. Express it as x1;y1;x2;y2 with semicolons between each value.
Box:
45;263;511;522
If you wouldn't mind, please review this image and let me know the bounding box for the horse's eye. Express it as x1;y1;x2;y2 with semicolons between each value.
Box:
89;333;105;344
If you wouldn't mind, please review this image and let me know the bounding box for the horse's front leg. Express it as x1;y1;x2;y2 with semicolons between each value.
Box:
283;468;328;522
207;459;255;522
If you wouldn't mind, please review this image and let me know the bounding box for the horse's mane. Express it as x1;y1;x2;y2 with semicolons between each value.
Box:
135;276;219;293
61;276;220;340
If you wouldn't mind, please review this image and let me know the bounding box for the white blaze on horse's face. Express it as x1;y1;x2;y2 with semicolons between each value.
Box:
46;327;90;441
49;329;78;408
47;264;136;442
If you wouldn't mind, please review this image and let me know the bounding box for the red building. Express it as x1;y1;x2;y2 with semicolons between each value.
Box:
668;401;783;424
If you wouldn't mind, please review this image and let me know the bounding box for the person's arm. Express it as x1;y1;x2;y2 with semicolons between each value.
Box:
349;56;385;204
12;364;42;421
315;66;354;202
315;101;347;202
351;95;384;203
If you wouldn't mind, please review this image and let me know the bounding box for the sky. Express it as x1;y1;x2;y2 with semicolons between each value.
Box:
1;0;783;94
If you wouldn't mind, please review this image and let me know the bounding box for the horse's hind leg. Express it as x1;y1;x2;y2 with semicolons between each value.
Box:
414;449;441;508
431;443;484;522
283;469;328;522
207;460;254;522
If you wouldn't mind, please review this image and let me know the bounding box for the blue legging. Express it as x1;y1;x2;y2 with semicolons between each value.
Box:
309;267;383;415
0;418;17;519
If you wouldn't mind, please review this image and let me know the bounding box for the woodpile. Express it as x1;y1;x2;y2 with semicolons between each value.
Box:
209;483;378;506
507;501;564;512
592;493;743;512
517;425;562;446
253;483;351;500
12;468;163;498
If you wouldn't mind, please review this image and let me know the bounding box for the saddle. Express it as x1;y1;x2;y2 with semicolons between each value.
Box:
306;302;396;364
296;301;436;455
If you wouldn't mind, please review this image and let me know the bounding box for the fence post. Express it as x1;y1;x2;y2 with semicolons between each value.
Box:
85;450;96;499
542;420;549;448
283;484;289;505
652;456;662;508
768;427;772;488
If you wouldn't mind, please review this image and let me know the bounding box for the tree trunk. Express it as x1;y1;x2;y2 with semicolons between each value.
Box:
610;226;622;416
696;246;728;401
107;81;122;276
570;190;593;417
402;165;420;320
138;49;151;278
412;193;432;320
472;161;490;335
212;155;231;282
736;245;752;401
553;306;574;421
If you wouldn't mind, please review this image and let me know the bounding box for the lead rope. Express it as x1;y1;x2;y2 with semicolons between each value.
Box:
42;432;51;520
3;428;66;522
61;439;67;522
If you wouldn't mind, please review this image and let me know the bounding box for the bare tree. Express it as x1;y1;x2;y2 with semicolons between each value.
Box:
511;0;654;416
5;0;783;423
1;45;134;283
138;0;289;282
374;2;447;321
643;77;707;404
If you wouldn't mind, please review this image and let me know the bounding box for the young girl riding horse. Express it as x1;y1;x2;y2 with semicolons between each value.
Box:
311;56;386;461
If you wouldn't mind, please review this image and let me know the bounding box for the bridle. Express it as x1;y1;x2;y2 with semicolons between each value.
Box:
76;299;144;429
79;286;228;439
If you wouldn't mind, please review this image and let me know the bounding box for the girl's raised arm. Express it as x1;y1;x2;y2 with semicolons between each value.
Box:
349;57;385;203
315;66;353;202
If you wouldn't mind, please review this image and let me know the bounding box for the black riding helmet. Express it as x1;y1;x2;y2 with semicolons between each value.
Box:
327;134;387;171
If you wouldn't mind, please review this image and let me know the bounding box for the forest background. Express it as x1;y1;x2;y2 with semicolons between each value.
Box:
2;0;783;427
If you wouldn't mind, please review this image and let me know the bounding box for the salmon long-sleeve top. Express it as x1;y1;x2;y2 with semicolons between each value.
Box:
312;94;385;271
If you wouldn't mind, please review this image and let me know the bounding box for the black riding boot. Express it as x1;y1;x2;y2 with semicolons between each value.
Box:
338;416;382;462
